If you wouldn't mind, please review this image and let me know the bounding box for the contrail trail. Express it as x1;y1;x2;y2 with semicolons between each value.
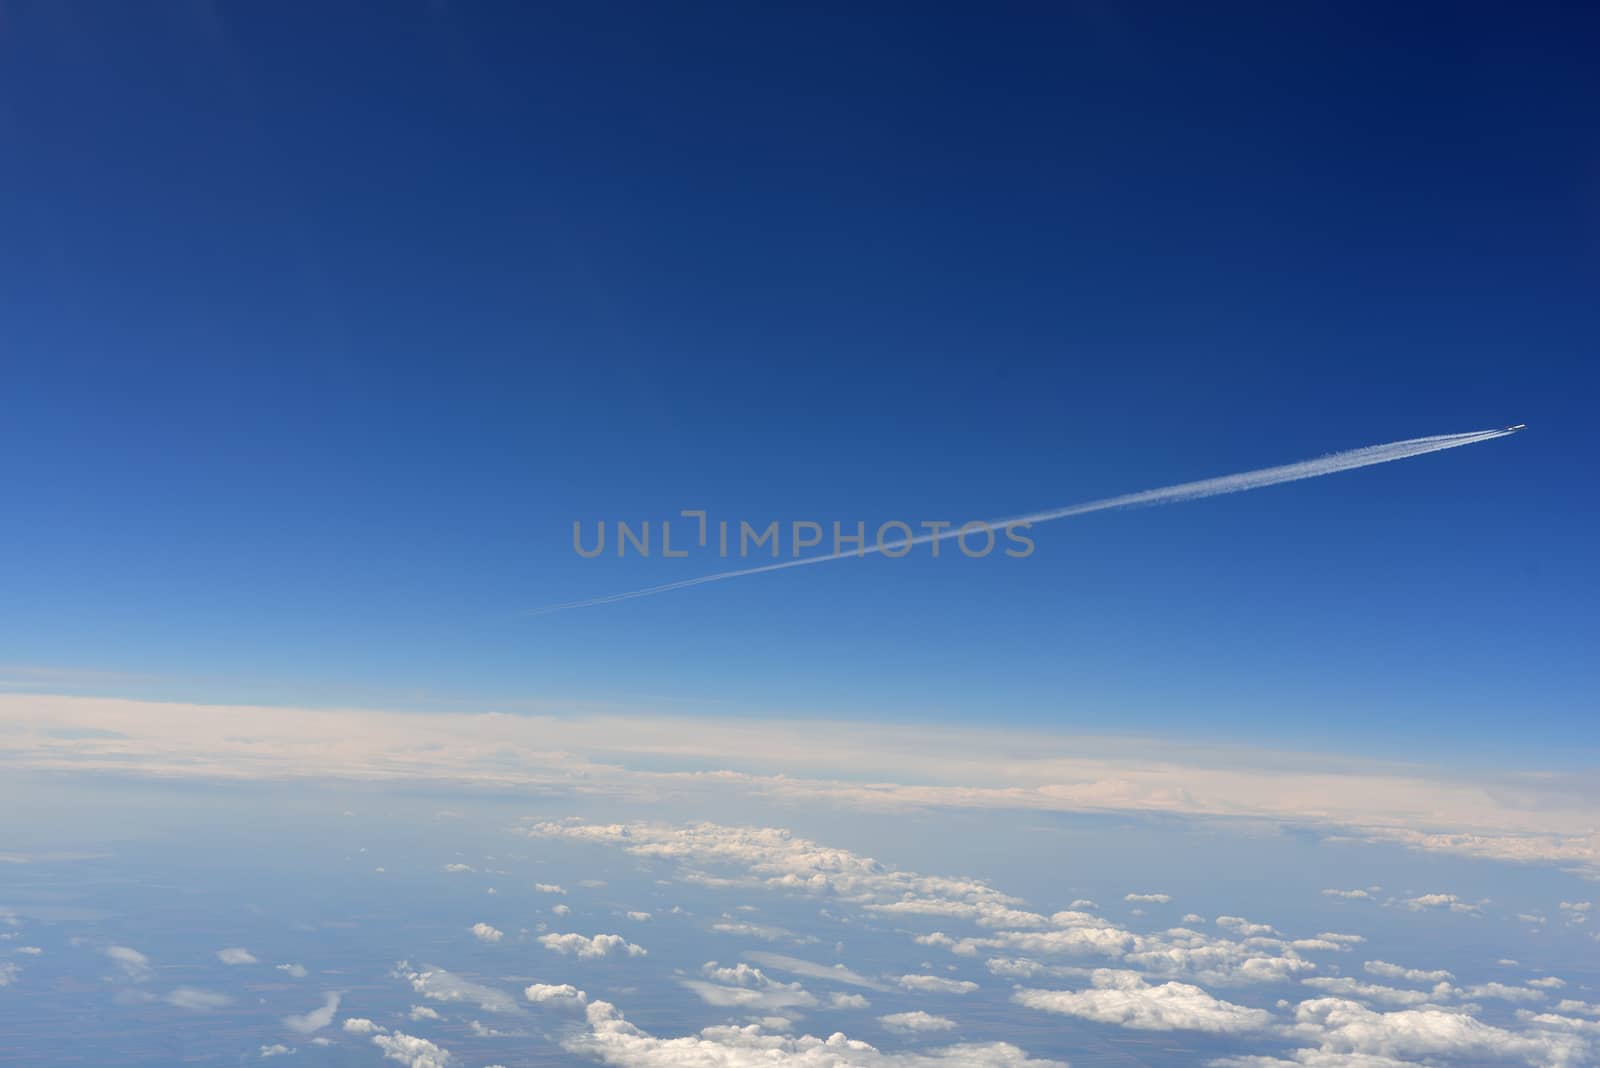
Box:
529;427;1520;615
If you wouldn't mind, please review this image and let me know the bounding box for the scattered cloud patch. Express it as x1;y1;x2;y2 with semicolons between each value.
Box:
538;932;647;960
744;952;890;992
1014;970;1273;1033
712;919;817;944
104;945;152;982
395;962;521;1014
166;987;233;1010
372;1031;455;1068
283;992;341;1034
568;998;1065;1066
525;983;588;1007
880;1011;956;1033
1364;960;1455;984
897;975;979;995
1400;893;1481;915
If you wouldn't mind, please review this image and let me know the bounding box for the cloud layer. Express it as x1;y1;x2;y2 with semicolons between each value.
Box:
4;693;1593;875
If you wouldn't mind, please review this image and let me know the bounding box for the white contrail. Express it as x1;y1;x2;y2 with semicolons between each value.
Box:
529;427;1519;614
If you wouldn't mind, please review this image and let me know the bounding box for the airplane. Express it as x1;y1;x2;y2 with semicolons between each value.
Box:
1505;423;1527;432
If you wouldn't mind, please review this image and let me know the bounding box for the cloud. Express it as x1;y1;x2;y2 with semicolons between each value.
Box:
744;952;891;992
569;998;1065;1066
259;1044;294;1058
1014;970;1273;1033
104;945;152;981
525;983;588;1007
1125;893;1172;904
627;911;652;921
535;883;566;895
947;913;1316;987
985;958;1079;980
409;1005;443;1020
394;962;521;1014
283;992;341;1034
372;1031;455;1068
682;963;820;1015
277;963;308;978
528;820;1323;991
1463;982;1547;1004
470;922;504;943
1279;997;1586;1067
466;1020;523;1038
343;1018;382;1034
443;864;474;873
0;962;17;986
1300;977;1454;1008
1216;916;1277;937
1399;893;1480;914
165;987;233;1010
1316;933;1364;946
1519;1010;1600;1036
712;919;818;944
217;947;258;965
525;821;1045;938
1320;889;1373;900
897;975;979;995
880;1011;956;1033
1363;960;1455;983
14;693;1596;876
538;932;646;960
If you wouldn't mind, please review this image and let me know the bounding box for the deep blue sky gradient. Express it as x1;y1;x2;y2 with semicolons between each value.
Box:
2;3;1596;758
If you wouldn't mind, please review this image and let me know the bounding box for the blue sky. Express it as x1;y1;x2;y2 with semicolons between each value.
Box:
1;3;1596;759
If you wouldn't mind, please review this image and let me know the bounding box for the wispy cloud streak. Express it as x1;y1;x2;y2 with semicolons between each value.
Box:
531;427;1517;613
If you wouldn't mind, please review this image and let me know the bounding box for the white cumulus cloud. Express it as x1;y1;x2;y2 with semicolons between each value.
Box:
1014;970;1273;1033
372;1031;455;1068
880;1011;957;1033
569;999;1063;1066
538;932;646;960
525;982;588;1007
